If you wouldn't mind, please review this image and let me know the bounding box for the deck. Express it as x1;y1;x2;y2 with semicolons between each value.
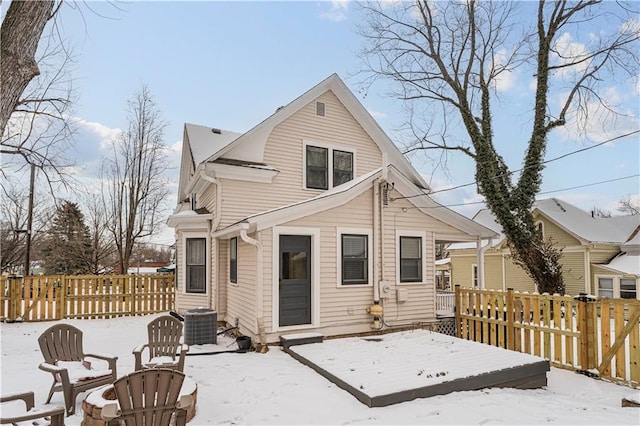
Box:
283;329;549;407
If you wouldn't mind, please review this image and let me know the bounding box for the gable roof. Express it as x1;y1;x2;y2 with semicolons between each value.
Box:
212;166;496;240
448;198;640;251
184;74;428;190
184;123;242;166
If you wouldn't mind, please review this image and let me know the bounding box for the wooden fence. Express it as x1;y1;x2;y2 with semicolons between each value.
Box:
455;286;640;388
0;274;175;322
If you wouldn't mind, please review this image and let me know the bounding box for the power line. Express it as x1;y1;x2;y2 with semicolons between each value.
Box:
394;129;640;200
399;173;640;210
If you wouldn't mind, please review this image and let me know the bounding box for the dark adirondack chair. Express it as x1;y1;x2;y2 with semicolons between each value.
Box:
0;391;65;426
38;323;118;416
101;368;192;426
133;315;189;372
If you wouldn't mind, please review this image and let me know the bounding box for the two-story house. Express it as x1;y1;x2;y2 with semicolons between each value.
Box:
447;198;640;298
168;74;496;345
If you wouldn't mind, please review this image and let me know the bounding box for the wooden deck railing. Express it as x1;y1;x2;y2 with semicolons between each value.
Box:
454;286;640;388
1;274;175;322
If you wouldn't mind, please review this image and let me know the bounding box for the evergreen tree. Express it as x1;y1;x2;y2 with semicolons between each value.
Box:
41;201;93;274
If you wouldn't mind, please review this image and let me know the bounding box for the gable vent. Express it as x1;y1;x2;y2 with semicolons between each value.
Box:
211;128;221;134
316;101;326;117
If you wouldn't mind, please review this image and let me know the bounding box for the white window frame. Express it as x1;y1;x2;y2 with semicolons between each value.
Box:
535;220;544;238
272;226;321;331
181;231;210;295
336;227;373;288
229;237;238;286
396;230;427;285
596;275;639;299
302;140;356;191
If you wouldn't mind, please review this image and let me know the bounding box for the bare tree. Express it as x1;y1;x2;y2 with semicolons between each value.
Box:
80;193;118;274
102;86;172;274
0;183;54;273
358;1;639;294
618;195;640;215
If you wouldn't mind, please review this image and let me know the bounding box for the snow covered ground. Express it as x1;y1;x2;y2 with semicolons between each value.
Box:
1;313;638;425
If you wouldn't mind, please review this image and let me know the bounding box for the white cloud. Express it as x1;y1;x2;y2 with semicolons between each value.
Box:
491;50;517;93
72;117;121;150
367;108;388;119
319;1;349;22
551;32;590;79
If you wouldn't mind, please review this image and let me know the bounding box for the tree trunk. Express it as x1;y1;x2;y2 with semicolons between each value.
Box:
0;0;54;137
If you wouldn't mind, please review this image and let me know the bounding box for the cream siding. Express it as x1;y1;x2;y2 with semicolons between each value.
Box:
450;253;476;288
174;231;211;315
483;253;504;290
539;217;581;247
224;238;257;334
503;255;533;293
560;251;587;296
218;91;383;228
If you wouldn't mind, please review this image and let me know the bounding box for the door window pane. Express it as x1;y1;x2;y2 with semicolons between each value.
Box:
282;251;307;279
400;236;422;282
342;234;367;285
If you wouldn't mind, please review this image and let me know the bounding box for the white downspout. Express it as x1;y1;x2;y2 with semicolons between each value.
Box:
373;179;380;303
240;225;268;351
476;238;492;290
200;172;221;311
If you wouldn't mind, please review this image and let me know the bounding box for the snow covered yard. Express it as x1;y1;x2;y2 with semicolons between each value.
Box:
1;313;639;425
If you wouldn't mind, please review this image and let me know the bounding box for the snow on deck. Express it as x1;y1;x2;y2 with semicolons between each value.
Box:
288;329;548;401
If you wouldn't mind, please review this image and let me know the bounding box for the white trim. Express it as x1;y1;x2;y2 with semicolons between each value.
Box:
396;230;427;285
211;163;279;183
272;226;321;331
336;227;373;288
302;139;357;191
595;274;639;299
180;231;210;296
229;237;239;287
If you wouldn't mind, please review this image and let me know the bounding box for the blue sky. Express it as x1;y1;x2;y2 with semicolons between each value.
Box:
8;1;640;244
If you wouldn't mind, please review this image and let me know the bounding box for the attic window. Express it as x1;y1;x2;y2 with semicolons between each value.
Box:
316;102;325;117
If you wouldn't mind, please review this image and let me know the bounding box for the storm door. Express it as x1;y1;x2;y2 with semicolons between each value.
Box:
279;235;311;326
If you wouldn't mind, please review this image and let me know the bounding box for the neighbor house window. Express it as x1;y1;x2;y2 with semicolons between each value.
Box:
341;234;368;285
186;238;206;293
598;277;614;298
472;264;478;288
619;278;637;299
305;144;354;190
399;236;422;283
230;237;237;284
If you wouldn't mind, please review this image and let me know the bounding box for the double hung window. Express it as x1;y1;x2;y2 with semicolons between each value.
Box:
399;236;422;283
305;144;353;189
186;238;206;293
341;234;368;285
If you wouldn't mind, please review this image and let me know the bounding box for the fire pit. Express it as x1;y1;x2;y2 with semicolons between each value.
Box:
81;377;197;425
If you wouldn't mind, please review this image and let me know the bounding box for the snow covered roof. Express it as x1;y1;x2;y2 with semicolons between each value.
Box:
595;252;640;275
534;198;639;244
183;74;428;190
184;123;242;166
447;198;640;252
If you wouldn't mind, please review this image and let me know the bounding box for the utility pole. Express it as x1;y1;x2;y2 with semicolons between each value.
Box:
24;163;35;276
